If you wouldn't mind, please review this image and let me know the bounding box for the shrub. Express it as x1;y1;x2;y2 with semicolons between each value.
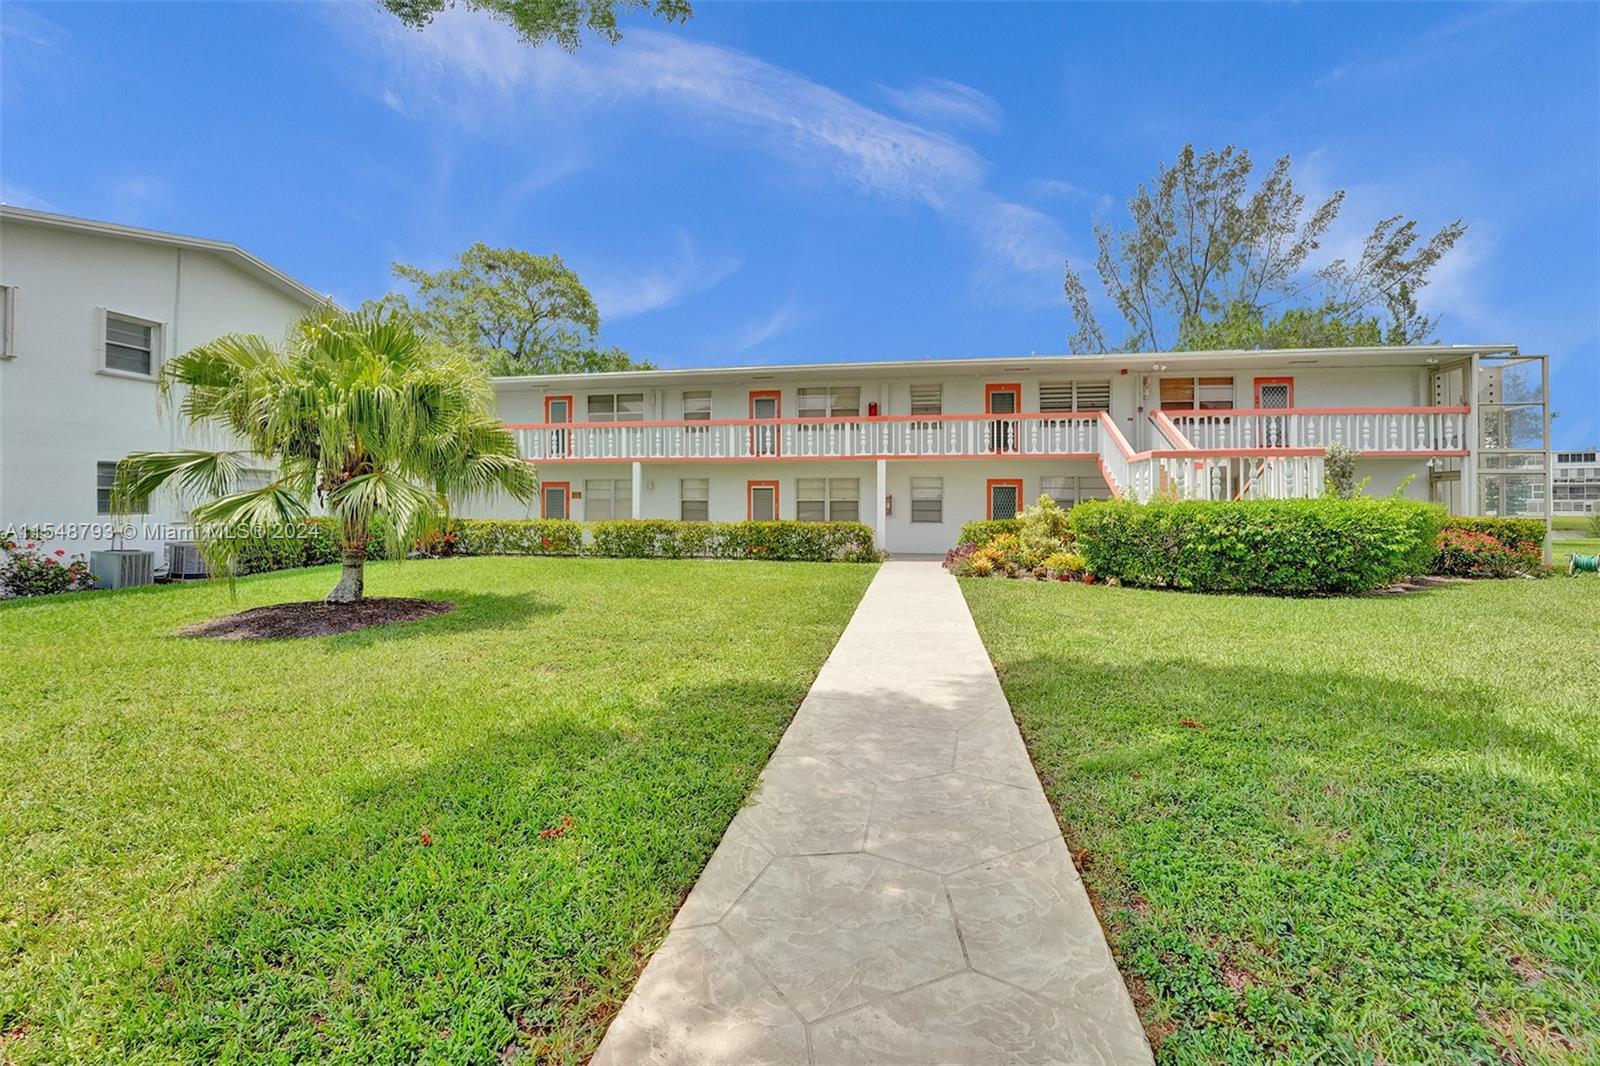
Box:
231;517;388;576
1588;511;1600;538
453;518;583;557
1432;527;1544;578
589;520;880;562
1323;441;1360;498
1016;495;1073;567
1069;497;1445;594
943;543;978;576
1436;516;1547;548
957;518;1021;546
0;539;97;597
1041;551;1088;581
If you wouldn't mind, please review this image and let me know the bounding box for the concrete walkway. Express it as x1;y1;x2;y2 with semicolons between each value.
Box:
594;561;1152;1065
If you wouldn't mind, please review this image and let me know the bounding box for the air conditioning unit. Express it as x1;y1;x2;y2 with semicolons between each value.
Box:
165;541;209;580
90;549;155;589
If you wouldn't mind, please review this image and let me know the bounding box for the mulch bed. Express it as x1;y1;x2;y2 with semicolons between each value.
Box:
180;598;454;640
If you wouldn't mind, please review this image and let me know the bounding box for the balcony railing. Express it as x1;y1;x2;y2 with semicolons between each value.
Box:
505;412;1106;463
1165;406;1470;454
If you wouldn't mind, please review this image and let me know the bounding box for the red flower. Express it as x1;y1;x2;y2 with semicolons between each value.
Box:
54;549;66;556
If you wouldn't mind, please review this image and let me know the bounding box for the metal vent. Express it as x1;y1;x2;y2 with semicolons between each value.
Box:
909;384;942;415
90;549;155;589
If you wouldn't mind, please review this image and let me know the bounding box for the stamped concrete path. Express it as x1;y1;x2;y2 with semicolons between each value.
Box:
594;560;1152;1065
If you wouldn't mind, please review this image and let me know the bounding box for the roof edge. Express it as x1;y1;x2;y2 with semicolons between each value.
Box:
0;205;330;308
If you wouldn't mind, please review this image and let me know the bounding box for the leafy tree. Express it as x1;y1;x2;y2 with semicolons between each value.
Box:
1062;145;1465;352
377;243;653;376
381;0;691;50
116;307;536;604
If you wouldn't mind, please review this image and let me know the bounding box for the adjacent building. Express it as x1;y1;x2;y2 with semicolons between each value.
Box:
1554;449;1599;516
0;206;324;559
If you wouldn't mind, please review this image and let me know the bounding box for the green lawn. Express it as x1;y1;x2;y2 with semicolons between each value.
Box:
0;557;875;1064
1554;537;1600;569
963;576;1599;1065
1552;515;1596;533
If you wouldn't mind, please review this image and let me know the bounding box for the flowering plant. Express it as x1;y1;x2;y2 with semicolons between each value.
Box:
0;539;97;597
1432;528;1544;578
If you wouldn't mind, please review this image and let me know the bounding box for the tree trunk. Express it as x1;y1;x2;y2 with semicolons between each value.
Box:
326;544;366;604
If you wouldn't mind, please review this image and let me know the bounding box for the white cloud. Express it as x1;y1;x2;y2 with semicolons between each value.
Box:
879;78;1002;133
332;8;1083;310
586;231;740;320
736;297;803;351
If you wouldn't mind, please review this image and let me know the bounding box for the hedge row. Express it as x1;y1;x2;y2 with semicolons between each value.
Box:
226;516;877;576
957;518;1022;546
1068;497;1444;594
1436;516;1546;547
588;519;880;561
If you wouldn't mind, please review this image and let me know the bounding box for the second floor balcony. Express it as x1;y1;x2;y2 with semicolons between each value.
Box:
507;405;1473;464
506;412;1107;463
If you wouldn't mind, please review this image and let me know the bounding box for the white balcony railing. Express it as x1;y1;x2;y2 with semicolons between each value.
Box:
506;413;1105;463
1166;407;1470;454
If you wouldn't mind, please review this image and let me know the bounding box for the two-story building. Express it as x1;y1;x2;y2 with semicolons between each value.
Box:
490;347;1551;554
0;206;324;561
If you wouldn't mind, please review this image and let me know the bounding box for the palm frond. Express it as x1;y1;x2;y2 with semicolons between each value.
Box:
114;450;251;512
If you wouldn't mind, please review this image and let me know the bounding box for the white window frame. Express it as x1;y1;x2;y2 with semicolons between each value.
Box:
795;477;860;522
586;392;646;423
0;285;15;359
682;390;712;422
680;478;710;521
796;386;861;419
1039;380;1111;413
583;478;633;520
908;384;943;416
1158;376;1235;411
97;308;163;380
909;477;943;524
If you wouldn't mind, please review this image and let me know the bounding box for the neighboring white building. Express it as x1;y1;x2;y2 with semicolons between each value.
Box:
488;347;1552;554
0;206;324;561
1553;449;1599;516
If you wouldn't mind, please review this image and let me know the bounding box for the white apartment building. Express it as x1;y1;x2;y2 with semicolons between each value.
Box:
0;207;323;559
1553;449;1599;516
489;347;1551;555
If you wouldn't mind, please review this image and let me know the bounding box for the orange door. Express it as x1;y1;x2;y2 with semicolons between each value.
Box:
987;478;1023;519
749;390;781;457
541;481;570;519
986;383;1021;453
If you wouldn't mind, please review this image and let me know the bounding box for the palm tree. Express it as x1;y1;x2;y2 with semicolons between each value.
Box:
116;306;536;603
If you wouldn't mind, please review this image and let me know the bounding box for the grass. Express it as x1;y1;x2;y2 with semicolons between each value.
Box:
962;576;1599;1065
1553;537;1600;568
0;556;875;1064
1551;515;1596;533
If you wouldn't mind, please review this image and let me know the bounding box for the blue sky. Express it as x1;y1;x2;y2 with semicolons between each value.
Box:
3;1;1596;445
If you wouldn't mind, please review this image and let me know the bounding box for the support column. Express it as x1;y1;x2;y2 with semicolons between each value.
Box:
875;459;888;553
631;461;643;519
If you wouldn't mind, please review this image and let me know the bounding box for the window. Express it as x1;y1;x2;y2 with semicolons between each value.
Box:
1039;380;1111;413
797;386;860;419
97;461;147;514
910;477;943;523
584;478;633;520
909;384;943;416
1159;376;1234;411
1040;475;1075;510
103;311;158;376
682;390;712;421
1040;475;1111;509
796;477;859;522
0;285;13;359
587;392;645;422
680;478;709;521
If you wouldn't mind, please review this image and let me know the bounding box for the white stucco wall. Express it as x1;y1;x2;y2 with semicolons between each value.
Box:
0;217;314;561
